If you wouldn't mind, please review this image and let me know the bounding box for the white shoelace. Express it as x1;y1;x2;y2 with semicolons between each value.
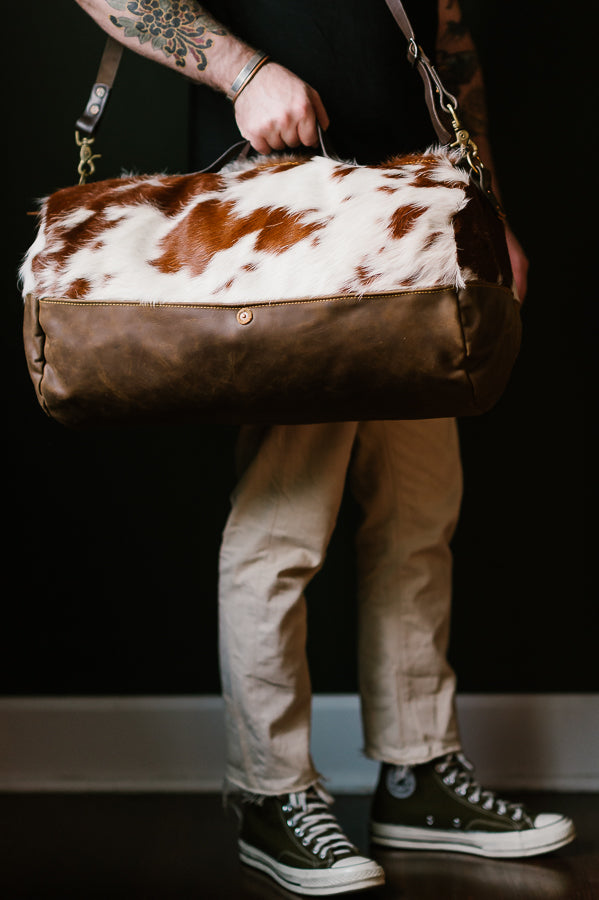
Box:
283;786;357;859
437;753;528;822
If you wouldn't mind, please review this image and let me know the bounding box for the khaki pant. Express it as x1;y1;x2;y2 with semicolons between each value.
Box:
218;418;463;795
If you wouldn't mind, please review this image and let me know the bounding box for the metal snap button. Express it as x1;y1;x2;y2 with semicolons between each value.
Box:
236;308;253;325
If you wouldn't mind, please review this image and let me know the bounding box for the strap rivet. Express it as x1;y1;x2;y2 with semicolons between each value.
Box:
236;308;253;325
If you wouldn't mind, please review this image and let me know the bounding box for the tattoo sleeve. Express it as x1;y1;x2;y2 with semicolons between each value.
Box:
106;0;228;72
436;0;488;139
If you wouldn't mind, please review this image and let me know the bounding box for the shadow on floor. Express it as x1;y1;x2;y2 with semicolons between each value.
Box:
0;792;596;899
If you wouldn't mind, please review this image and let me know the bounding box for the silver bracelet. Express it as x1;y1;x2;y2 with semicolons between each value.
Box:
227;51;270;102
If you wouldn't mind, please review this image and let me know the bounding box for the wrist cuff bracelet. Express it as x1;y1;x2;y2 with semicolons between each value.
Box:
227;51;270;102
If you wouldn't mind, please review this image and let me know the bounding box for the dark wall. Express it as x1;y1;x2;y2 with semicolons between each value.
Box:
2;1;591;697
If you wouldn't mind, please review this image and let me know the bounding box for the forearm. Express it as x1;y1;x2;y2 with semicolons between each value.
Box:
74;0;255;93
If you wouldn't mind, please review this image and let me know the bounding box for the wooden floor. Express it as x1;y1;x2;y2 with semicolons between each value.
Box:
0;791;597;899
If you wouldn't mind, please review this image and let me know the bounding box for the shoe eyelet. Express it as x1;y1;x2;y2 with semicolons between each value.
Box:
452;817;462;828
426;815;435;826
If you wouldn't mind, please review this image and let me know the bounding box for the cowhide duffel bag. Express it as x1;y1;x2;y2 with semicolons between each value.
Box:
19;0;521;428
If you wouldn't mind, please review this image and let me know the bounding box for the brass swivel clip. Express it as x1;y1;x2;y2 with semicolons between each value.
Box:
445;103;505;219
446;104;478;164
75;131;101;184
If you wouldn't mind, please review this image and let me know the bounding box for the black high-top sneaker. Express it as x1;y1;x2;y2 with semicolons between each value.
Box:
238;785;385;895
370;753;575;858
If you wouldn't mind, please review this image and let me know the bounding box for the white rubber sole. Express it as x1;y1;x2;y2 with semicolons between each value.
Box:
239;839;385;896
370;816;576;859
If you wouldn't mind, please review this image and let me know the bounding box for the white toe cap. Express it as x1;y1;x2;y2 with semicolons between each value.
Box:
533;813;569;829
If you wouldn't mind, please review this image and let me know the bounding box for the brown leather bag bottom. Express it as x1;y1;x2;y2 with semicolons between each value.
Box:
23;281;521;428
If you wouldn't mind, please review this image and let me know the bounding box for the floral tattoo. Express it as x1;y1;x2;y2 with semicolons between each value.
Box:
107;0;227;70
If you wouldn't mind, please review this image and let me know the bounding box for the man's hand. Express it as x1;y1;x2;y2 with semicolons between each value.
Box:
505;224;529;302
233;62;329;154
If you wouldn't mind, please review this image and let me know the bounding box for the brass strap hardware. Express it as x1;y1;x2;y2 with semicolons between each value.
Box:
446;104;506;220
75;131;101;184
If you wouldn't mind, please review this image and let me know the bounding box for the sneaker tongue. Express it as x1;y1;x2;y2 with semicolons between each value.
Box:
455;752;474;771
310;784;334;804
288;785;332;814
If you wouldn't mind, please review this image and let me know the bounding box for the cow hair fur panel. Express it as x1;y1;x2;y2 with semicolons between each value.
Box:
21;147;489;306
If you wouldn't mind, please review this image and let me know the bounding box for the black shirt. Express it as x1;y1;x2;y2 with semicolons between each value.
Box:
189;0;439;167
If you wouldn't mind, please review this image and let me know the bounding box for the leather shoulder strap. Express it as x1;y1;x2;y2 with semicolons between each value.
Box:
383;0;456;143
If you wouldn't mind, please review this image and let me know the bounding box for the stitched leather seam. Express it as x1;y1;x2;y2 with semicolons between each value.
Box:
38;282;513;310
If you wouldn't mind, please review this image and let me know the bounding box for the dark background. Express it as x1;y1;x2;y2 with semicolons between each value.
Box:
2;1;591;697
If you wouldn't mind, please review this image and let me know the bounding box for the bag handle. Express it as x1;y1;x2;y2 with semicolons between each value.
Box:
73;1;503;216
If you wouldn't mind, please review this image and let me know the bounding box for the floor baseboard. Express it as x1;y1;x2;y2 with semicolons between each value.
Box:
1;693;597;792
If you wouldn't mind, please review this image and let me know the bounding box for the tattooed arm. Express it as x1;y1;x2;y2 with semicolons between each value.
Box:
436;0;528;299
74;0;328;153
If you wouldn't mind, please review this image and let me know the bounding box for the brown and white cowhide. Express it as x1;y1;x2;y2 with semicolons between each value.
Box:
21;147;483;305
